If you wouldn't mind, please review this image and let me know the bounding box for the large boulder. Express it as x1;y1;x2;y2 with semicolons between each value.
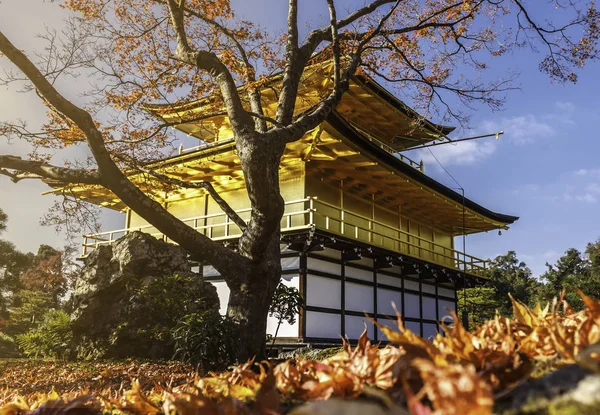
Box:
71;231;219;359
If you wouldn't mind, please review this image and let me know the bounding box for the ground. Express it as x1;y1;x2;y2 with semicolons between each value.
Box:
0;358;195;405
2;355;600;415
3;293;600;415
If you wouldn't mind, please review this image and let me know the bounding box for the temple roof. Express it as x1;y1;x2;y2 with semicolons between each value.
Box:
145;60;453;151
43;60;518;234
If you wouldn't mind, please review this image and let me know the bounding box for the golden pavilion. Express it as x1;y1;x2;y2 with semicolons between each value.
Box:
46;61;517;342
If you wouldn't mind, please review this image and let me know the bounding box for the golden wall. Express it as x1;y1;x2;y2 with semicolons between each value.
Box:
305;176;455;268
127;169;306;239
127;160;455;268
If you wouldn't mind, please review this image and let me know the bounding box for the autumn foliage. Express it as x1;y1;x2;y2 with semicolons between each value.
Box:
1;290;600;415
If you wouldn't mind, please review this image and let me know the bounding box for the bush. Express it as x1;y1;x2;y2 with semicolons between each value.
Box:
172;309;239;372
269;283;303;341
0;332;19;357
16;309;73;359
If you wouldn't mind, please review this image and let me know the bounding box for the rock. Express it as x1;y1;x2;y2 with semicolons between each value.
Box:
496;364;600;414
71;231;219;359
499;364;592;411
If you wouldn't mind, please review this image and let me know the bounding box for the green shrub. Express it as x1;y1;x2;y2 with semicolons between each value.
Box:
16;309;73;359
0;332;19;357
269;283;303;340
172;309;239;372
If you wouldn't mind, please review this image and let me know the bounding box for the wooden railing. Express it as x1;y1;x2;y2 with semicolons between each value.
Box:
81;197;313;256
81;196;487;276
307;197;487;277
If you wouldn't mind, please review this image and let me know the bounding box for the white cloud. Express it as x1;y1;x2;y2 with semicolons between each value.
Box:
560;182;600;204
417;139;496;166
574;168;600;178
555;101;575;112
512;176;600;205
419;106;570;168
512;183;542;195
542;250;560;260
480;114;556;145
551;101;577;126
587;183;600;193
575;193;598;203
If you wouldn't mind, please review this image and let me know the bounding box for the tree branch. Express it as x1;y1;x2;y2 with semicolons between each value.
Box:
326;0;341;89
182;4;267;132
275;0;302;125
0;155;103;185
151;0;268;132
136;166;247;232
0;29;249;278
164;0;254;134
265;0;401;144
301;0;398;57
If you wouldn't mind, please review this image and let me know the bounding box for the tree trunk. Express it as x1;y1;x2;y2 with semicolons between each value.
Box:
221;132;286;362
226;234;282;362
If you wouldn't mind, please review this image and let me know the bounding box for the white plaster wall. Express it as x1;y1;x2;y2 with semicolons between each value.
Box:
377;274;402;288
405;320;421;335
404;279;420;291
438;287;456;298
421;284;436;294
377;288;401;315
211;280;230;315
266;274;300;337
404;293;420;318
306;311;340;339
307;257;340;275
205;266;300;338
345;282;373;313
281;256;300;270
306;275;341;309
422;296;437;320
345;315;375;340
345;265;373;282
423;323;438;340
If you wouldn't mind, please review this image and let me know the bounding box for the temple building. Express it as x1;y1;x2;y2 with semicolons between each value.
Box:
46;61;518;343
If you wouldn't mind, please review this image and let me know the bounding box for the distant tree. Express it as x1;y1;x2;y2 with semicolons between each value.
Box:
587;239;600;276
541;249;587;293
0;210;77;331
459;251;539;327
457;287;501;328
19;245;78;305
538;242;600;310
0;241;30;322
4;290;55;337
0;208;7;234
0;211;34;323
486;251;540;315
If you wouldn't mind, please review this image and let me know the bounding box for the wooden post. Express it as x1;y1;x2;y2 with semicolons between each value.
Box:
340;180;345;235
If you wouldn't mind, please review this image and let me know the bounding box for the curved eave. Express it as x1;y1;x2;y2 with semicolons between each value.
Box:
353;75;456;137
327;111;519;226
144;70;456;148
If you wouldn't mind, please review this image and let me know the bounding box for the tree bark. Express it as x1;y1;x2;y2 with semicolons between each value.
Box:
226;232;282;361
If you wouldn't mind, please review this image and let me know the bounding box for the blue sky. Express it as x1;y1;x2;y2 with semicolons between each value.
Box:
1;0;599;277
